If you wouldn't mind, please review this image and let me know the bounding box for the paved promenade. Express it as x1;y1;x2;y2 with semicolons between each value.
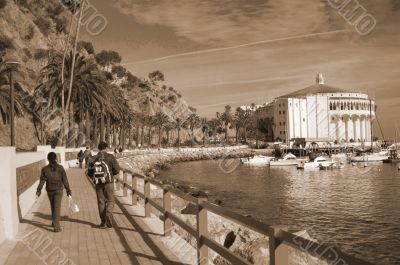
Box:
2;168;184;265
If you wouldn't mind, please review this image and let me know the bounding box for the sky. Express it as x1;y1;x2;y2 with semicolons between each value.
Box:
82;0;400;138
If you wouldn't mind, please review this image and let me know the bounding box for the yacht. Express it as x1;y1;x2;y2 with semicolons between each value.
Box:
270;153;301;166
350;152;389;162
240;155;273;166
299;156;337;169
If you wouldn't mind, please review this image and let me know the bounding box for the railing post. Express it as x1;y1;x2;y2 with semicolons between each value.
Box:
123;172;128;197
163;189;172;236
144;179;151;217
132;175;137;206
196;198;208;265
270;227;289;265
117;171;123;190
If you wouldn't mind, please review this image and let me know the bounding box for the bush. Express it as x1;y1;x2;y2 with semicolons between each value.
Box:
53;17;67;34
33;17;51;36
24;24;35;40
23;48;32;59
33;48;48;60
15;0;28;8
77;40;95;54
0;35;14;51
0;0;6;9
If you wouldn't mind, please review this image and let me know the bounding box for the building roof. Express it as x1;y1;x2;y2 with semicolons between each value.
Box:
280;73;352;98
281;84;351;98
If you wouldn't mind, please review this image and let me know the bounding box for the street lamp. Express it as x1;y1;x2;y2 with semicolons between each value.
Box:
5;58;20;147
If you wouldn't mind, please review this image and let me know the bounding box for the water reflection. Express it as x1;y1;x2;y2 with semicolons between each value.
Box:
159;160;400;264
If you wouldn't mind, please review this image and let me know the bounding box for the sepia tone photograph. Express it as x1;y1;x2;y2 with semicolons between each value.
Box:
0;0;399;264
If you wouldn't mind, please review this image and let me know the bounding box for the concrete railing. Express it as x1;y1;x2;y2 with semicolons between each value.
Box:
0;147;47;244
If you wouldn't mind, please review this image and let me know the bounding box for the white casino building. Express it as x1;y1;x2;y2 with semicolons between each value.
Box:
262;74;376;143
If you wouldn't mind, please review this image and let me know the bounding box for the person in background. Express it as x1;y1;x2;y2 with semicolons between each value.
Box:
36;152;72;232
83;147;92;168
118;146;123;153
77;150;85;168
88;141;120;229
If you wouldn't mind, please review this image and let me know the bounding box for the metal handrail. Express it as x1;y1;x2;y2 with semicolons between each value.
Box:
115;169;373;265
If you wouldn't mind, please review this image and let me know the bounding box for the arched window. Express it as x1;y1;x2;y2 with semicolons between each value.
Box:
341;102;344;110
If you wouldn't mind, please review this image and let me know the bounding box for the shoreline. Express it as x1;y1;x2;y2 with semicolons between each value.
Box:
117;147;330;265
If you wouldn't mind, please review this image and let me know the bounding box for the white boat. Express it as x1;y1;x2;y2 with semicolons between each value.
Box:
300;156;337;169
270;153;301;166
350;152;389;162
240;155;273;165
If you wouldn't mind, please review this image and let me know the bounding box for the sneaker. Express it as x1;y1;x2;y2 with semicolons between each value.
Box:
99;221;107;229
106;216;113;228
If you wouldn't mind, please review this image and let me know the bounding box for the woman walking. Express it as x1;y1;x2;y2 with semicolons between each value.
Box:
36;152;72;232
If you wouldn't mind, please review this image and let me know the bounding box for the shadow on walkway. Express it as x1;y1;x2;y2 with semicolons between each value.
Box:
114;199;189;265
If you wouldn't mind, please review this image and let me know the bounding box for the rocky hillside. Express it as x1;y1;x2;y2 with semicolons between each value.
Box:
0;0;193;150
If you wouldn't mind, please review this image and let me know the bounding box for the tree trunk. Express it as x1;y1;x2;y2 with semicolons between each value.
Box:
100;107;105;142
106;114;111;145
158;127;162;148
225;124;228;142
244;127;247;143
235;125;239;145
166;130;170;147
85;109;90;146
148;127;152;146
141;126;144;146
191;128;194;147
112;123;117;147
177;127;181;148
136;125;140;147
93;114;98;148
128;126;132;148
78;108;85;147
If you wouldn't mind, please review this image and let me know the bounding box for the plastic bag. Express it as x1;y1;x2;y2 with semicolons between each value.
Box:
68;196;80;214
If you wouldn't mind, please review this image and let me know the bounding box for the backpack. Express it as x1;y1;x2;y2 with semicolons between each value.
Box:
91;153;112;184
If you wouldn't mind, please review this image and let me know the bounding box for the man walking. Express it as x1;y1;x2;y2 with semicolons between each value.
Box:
88;141;120;229
83;147;92;168
36;152;72;232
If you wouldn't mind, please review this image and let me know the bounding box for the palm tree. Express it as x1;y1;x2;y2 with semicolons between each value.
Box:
201;117;208;146
217;105;232;143
174;117;183;148
0;62;24;125
183;113;201;147
154;111;170;148
251;103;260;148
36;52;110;146
164;122;174;147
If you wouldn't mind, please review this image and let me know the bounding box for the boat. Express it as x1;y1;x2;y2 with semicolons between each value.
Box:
240;155;273;165
300;156;337;169
350;152;389;162
270;153;301;166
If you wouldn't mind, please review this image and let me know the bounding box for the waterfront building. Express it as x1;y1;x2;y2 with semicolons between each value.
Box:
260;74;376;144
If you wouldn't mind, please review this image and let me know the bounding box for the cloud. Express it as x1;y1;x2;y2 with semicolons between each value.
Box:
112;0;348;46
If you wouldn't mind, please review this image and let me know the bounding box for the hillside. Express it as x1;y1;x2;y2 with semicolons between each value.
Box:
0;0;193;150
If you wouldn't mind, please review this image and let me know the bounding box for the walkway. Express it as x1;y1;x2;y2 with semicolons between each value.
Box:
2;168;184;265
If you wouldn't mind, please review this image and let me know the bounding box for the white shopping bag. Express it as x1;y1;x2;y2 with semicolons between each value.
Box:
68;196;80;214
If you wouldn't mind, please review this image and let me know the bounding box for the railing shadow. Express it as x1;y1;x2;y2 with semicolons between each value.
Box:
114;199;189;265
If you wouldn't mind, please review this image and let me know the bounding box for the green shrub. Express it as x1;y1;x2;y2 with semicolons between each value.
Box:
33;17;51;36
24;24;35;40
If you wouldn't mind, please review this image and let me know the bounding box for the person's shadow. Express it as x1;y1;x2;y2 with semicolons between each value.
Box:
30;212;98;228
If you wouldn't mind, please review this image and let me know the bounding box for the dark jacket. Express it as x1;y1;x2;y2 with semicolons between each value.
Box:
37;163;71;195
88;151;120;182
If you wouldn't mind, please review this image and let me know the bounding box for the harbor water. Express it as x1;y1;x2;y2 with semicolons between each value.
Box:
159;159;400;264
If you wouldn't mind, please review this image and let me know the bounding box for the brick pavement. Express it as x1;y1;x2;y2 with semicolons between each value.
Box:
3;168;185;265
